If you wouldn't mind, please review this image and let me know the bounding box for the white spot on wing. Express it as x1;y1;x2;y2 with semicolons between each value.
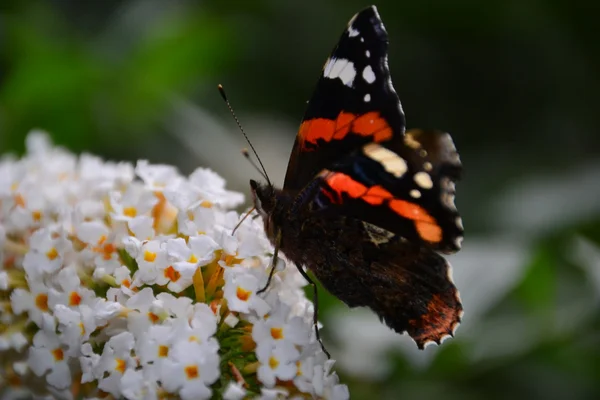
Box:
414;172;433;189
362;65;376;84
423;161;433;171
363;143;408;178
364;93;371;102
365;50;371;58
348;26;360;37
410;189;421;198
323;57;356;87
404;134;421;149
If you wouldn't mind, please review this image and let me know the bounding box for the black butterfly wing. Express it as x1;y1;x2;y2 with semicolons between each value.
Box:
283;5;406;192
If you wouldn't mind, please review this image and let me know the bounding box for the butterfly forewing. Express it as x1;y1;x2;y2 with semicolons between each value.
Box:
284;6;406;192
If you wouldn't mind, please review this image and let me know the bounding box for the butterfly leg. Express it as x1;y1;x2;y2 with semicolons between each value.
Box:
257;231;282;294
292;263;330;359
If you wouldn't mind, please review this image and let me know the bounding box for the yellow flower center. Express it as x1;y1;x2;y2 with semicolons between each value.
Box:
46;247;59;260
115;358;126;374
143;250;157;262
123;207;137;218
158;345;169;358
32;210;42;222
269;356;279;370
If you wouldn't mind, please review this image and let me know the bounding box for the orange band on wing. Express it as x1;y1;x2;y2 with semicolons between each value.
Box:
326;173;393;205
324;172;442;243
389;199;442;243
353;112;393;142
300;111;392;150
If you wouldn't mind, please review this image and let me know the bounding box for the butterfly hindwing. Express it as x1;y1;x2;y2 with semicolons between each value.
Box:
294;214;462;349
284;5;406;192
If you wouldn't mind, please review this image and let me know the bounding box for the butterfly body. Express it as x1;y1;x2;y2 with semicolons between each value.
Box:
249;5;464;350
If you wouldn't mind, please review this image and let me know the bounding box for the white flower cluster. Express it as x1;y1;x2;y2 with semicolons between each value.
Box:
0;132;348;400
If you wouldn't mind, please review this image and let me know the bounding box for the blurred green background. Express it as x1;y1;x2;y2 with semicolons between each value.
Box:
1;0;599;399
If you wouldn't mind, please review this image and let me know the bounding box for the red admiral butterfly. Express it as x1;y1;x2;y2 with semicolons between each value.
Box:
247;5;464;355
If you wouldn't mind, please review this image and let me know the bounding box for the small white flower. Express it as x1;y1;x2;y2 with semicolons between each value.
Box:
171;312;219;351
48;265;96;310
22;228;71;277
110;184;158;222
165;236;219;292
121;364;159;400
136;324;175;372
224;269;270;316
131;239;169;286
126;288;165;338
256;340;301;387
159;341;220;400
252;301;311;348
188;167;244;208
10;281;51;328
96;332;136;398
28;329;72;389
136;160;182;192
128;215;156;240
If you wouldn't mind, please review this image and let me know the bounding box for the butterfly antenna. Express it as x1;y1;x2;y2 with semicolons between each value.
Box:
241;149;269;181
218;84;272;186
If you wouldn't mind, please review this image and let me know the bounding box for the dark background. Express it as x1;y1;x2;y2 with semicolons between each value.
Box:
1;1;599;399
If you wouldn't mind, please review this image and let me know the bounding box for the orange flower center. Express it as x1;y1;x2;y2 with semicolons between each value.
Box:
69;291;82;306
143;250;157;262
164;266;181;282
35;294;49;312
270;327;284;340
46;247;59;260
52;348;64;361
148;312;159;324
236;287;251;302
123;207;137;218
185;365;199;379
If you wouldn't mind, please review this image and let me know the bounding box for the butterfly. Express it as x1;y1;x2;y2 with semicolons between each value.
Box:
248;5;463;356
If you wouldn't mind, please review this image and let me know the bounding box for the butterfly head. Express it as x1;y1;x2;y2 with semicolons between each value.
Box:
250;179;278;238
